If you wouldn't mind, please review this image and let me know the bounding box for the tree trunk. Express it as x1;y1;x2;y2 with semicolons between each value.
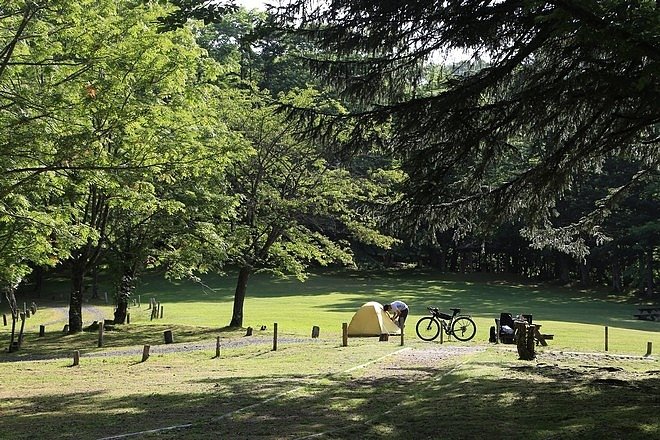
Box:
113;272;133;324
69;265;85;333
230;266;251;328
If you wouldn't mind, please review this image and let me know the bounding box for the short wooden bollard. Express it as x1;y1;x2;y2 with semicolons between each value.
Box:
311;325;320;338
73;350;80;366
245;327;253;336
342;322;348;347
63;324;69;334
605;326;609;352
164;329;174;344
160;305;164;319
215;336;221;358
98;322;104;347
440;327;444;344
400;324;404;346
272;322;278;351
25;310;31;318
2;314;6;326
379;333;389;342
126;313;130;324
138;295;141;307
645;342;653;357
142;345;150;362
39;325;45;337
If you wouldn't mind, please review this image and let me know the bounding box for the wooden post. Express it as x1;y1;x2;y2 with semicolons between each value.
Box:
440;326;444;344
342;322;348;347
2;314;6;326
245;327;253;336
400;324;404;346
63;324;69;333
142;345;150;362
379;333;389;342
164;329;174;344
604;326;609;352
160;305;164;319
215;336;221;358
98;322;104;347
73;350;80;366
23;302;27;314
645;342;652;357
138;295;141;307
39;325;45;337
103;291;108;304
26;309;31;318
272;322;278;351
311;325;320;338
126;313;130;324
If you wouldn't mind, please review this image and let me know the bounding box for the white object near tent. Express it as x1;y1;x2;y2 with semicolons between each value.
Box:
347;301;401;337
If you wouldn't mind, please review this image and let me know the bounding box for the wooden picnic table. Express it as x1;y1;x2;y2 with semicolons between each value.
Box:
634;307;660;321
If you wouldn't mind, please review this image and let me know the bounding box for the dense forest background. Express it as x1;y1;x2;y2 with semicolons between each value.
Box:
1;0;657;330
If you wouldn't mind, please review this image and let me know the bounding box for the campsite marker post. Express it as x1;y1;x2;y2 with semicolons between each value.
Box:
342;323;348;347
272;322;278;351
400;324;404;346
604;326;609;352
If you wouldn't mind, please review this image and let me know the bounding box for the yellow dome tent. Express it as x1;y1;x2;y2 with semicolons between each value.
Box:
347;301;401;336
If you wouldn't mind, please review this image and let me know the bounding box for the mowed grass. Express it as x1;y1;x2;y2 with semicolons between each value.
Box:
2;269;657;357
1;343;657;440
0;270;659;439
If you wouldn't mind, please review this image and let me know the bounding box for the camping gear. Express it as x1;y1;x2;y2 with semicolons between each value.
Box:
347;301;401;336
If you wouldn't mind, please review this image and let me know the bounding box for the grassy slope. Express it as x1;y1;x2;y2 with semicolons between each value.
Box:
0;270;659;439
1;269;659;356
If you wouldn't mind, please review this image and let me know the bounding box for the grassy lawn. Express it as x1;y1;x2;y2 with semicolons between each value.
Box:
2;269;658;356
0;270;658;439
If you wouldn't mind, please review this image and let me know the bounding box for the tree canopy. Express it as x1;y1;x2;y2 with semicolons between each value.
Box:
274;0;659;249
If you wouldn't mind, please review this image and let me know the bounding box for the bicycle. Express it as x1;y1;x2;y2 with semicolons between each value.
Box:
416;307;477;342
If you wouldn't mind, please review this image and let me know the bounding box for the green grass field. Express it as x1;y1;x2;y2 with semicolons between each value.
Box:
0;270;658;439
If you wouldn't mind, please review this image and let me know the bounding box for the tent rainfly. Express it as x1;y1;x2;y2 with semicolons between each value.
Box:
347;301;401;337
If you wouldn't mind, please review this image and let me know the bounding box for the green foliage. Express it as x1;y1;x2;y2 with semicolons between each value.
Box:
275;0;660;246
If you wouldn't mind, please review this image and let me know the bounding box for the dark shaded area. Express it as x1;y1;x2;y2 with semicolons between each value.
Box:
3;355;657;440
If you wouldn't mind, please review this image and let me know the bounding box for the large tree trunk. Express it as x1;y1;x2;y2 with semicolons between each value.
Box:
230;266;251;328
113;272;133;324
69;265;85;333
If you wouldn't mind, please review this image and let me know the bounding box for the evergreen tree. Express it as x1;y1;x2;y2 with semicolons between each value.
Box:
274;0;659;249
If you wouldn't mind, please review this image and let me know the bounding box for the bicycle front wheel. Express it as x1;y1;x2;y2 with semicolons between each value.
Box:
416;317;440;341
451;316;477;341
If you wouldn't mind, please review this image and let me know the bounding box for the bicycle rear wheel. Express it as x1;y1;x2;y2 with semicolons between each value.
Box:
416;317;440;341
451;316;477;341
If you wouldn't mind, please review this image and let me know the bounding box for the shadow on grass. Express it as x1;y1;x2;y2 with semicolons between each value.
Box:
4;269;658;335
1;358;658;440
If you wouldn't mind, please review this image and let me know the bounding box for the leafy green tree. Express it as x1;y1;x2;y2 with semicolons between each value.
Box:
222;88;398;327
